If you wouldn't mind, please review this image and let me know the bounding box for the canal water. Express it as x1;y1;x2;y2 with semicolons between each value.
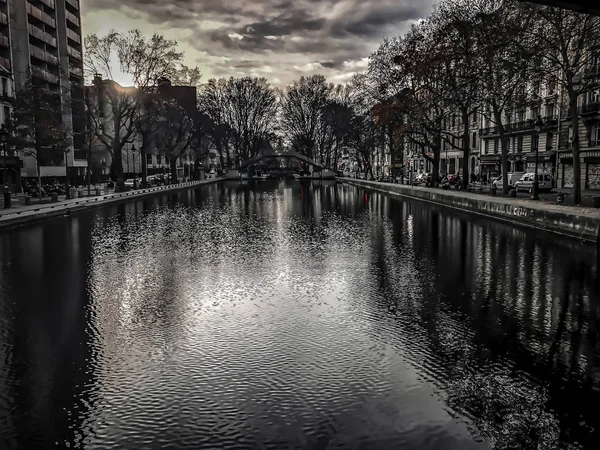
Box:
0;179;598;450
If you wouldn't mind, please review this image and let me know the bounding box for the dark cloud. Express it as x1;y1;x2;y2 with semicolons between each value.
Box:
85;0;434;85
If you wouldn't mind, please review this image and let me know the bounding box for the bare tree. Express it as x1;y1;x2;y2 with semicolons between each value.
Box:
280;75;331;160
198;78;234;169
84;30;189;191
225;77;278;165
154;98;196;183
528;5;600;204
8;69;71;200
472;0;540;193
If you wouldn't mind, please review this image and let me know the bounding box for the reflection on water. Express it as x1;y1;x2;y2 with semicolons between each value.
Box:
0;179;598;449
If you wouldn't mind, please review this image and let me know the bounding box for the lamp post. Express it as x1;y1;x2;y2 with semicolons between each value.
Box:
62;145;72;199
1;124;9;208
532;115;544;200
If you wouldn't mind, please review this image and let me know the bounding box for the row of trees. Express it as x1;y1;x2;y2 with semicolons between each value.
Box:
361;0;600;203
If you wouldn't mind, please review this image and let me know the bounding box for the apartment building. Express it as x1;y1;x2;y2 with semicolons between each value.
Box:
556;67;600;190
6;0;85;179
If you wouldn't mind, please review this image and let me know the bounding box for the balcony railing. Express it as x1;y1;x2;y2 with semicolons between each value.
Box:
67;45;81;60
39;0;55;8
69;65;83;78
33;69;60;84
29;44;58;65
66;28;80;44
66;11;80;27
26;2;56;28
582;102;600;115
0;12;7;25
0;56;10;70
66;0;79;9
28;23;57;47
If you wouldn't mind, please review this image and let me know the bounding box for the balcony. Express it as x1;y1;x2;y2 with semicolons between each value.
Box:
26;2;56;28
0;34;8;48
66;11;80;27
542;115;559;128
66;0;79;9
33;69;60;84
66;28;81;44
28;24;57;47
69;65;83;78
0;12;7;25
39;0;55;8
29;44;58;65
0;56;10;70
582;102;600;115
67;45;81;60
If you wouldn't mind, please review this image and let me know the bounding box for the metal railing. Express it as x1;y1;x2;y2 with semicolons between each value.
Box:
66;11;79;27
66;0;79;9
26;2;56;28
67;45;81;60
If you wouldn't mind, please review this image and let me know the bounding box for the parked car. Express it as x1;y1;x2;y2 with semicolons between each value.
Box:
415;173;432;184
445;174;461;185
514;173;553;193
492;172;525;190
124;178;135;188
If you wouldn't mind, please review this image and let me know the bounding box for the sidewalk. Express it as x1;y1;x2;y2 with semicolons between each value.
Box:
0;180;215;230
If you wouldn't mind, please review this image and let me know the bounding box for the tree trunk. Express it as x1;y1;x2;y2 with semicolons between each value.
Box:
569;95;582;204
86;144;91;197
36;158;42;201
432;133;442;185
495;110;510;194
170;156;178;184
112;141;124;192
141;149;148;188
462;110;470;190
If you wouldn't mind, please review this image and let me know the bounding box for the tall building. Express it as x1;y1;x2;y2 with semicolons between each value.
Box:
5;0;86;180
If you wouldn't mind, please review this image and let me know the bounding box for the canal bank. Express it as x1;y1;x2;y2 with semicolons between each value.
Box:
340;177;600;246
0;179;220;231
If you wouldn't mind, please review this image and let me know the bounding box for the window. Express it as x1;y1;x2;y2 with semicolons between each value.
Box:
157;154;162;165
546;132;553;150
472;132;477;149
452;115;456;127
494;138;499;153
531;107;540;120
484;140;489;154
592;124;600;146
471;109;477;124
517;109;525;122
546;103;555;118
146;153;152;165
517;136;523;152
3;106;9;124
568;126;573;147
532;134;539;152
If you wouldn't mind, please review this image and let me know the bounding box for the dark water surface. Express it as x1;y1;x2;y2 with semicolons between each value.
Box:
1;179;599;450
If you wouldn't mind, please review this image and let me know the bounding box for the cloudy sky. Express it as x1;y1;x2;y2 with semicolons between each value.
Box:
83;0;435;87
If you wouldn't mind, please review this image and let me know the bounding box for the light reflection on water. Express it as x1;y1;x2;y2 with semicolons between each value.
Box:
0;179;598;450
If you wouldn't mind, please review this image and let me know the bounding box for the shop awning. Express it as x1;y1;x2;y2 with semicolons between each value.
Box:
480;161;500;165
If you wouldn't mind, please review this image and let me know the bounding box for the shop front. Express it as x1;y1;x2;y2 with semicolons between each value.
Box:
584;152;600;190
524;150;556;184
479;154;501;180
0;155;23;195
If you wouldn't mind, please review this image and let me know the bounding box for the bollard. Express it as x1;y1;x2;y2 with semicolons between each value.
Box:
24;196;31;206
78;190;84;198
51;192;59;202
508;189;517;198
95;189;102;196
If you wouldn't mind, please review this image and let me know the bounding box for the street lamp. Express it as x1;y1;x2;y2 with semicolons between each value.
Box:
0;124;9;208
532;115;544;200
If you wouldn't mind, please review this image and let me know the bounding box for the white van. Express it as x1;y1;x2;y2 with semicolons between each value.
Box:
492;172;524;190
514;173;553;193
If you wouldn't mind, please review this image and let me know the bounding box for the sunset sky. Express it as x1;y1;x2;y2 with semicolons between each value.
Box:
82;0;435;87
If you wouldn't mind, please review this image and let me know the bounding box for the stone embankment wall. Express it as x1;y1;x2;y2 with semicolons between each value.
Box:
340;178;600;246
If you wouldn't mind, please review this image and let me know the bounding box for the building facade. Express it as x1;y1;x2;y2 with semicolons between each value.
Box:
6;0;86;180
